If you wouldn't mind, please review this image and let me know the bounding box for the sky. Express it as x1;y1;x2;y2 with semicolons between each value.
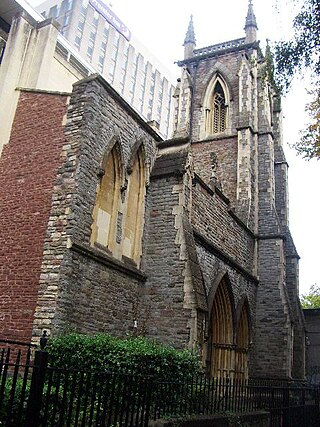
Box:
28;0;319;295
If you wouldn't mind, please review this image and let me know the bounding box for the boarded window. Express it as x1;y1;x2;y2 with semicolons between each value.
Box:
122;148;145;265
90;146;121;252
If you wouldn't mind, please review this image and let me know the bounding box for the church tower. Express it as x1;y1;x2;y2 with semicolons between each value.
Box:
171;1;305;379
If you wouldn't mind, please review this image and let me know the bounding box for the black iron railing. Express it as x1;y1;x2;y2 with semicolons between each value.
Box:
0;341;320;426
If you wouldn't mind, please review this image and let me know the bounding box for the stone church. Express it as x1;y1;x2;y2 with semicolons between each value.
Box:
0;2;305;380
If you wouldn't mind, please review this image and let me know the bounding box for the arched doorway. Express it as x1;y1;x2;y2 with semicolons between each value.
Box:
235;302;250;380
210;279;234;378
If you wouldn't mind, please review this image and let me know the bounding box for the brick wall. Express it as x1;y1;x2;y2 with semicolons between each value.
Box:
0;90;68;342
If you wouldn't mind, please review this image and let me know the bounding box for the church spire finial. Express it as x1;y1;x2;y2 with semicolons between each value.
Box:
244;0;258;43
183;15;196;59
184;14;196;46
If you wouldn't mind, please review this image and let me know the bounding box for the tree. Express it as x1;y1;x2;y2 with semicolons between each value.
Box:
300;284;320;308
273;0;320;160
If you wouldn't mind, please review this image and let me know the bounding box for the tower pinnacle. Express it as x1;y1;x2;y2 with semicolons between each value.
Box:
244;0;258;43
183;15;196;59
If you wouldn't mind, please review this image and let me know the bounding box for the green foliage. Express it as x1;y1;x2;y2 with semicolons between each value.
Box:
274;0;320;92
273;0;320;160
294;89;320;160
0;378;30;427
46;333;201;381
300;284;320;308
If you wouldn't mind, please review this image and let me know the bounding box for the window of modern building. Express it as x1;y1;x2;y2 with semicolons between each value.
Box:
78;16;85;31
156;77;164;123
49;5;58;18
147;71;156;120
93;11;99;27
64;14;70;27
128;54;138;103
164;87;172;136
119;43;129;94
138;59;147;112
89;31;96;43
74;34;81;48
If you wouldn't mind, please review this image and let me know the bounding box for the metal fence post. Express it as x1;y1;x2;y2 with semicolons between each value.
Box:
24;334;49;427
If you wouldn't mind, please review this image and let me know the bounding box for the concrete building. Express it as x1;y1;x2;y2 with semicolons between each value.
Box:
36;0;175;137
0;0;305;380
0;0;96;156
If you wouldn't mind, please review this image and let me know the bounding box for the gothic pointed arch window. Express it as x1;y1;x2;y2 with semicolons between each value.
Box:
122;146;145;266
203;75;229;137
90;145;121;253
212;81;227;133
210;279;235;378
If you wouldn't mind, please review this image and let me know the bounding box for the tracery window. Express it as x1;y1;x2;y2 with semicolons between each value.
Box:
212;82;227;133
203;76;229;137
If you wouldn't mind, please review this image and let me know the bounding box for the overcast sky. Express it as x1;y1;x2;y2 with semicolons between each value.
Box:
29;0;319;295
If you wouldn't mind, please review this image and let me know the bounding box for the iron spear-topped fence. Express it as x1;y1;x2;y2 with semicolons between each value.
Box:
0;338;319;427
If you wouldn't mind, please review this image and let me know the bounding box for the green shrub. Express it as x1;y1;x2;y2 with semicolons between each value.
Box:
46;333;201;381
0;378;30;427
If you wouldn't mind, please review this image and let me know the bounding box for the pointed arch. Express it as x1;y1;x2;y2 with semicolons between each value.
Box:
209;275;236;378
127;136;147;174
235;298;251;380
122;145;146;266
202;73;230;137
90;142;122;253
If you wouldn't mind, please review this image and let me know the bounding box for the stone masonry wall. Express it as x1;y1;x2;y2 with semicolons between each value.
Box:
191;177;255;273
32;76;159;339
0;90;69;342
192;137;238;203
143;171;193;348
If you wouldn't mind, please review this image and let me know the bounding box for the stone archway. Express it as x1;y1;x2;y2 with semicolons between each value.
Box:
234;301;250;380
210;278;235;378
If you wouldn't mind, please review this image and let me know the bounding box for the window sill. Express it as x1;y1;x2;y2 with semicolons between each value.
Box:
70;241;147;282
